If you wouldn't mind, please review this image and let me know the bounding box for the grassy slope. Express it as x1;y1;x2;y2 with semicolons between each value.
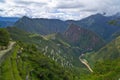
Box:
0;45;22;80
7;27;120;80
80;58;120;80
7;27;84;68
84;36;120;63
80;36;120;80
0;42;80;80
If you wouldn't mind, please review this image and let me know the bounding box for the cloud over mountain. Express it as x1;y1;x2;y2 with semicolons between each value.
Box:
0;0;120;20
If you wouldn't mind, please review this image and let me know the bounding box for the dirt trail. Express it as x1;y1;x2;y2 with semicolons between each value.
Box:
79;54;93;72
0;42;16;64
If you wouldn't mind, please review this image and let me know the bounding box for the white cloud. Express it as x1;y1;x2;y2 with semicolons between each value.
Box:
0;0;120;20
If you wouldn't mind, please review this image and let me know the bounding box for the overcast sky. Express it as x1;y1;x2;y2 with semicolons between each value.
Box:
0;0;120;20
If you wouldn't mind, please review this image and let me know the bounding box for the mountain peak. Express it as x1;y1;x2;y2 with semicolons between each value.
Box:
114;12;120;17
89;13;105;18
21;16;31;20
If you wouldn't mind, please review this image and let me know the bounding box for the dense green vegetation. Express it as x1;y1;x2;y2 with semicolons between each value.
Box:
81;58;120;80
109;19;120;39
80;36;120;80
7;27;84;70
6;26;120;79
14;16;67;35
84;36;120;63
14;14;120;41
0;28;10;46
109;19;120;27
0;42;80;80
67;14;120;40
1;13;120;80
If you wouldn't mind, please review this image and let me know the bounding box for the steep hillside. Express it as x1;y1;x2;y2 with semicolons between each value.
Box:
84;36;120;63
66;13;120;40
64;24;104;51
0;42;79;80
80;36;120;80
14;14;120;41
14;16;68;35
7;27;83;69
81;58;120;80
112;30;120;38
109;17;120;39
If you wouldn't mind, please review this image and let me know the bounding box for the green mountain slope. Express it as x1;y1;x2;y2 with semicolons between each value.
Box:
66;13;120;40
112;30;120;39
7;27;84;69
3;25;120;80
85;36;120;62
80;36;120;80
46;24;104;52
14;14;120;41
14;16;67;35
81;58;120;80
108;18;120;40
0;42;78;80
0;28;10;47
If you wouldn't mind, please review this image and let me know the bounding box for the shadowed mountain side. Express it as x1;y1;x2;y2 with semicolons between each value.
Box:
14;16;68;35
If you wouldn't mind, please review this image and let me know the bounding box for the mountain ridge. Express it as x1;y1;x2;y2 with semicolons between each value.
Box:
63;24;104;51
13;13;120;41
14;16;68;35
0;17;19;28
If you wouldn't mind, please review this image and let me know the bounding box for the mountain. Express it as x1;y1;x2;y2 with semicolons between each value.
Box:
63;24;104;51
84;36;120;62
1;13;120;80
7;27;84;68
0;17;19;22
113;12;120;17
80;36;120;80
112;30;120;38
6;27;120;80
14;14;120;41
0;17;19;28
0;40;77;80
44;23;104;52
66;13;120;40
2;27;84;80
107;17;120;40
14;16;68;35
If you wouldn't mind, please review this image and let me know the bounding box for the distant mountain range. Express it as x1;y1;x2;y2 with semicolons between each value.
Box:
0;14;120;47
14;16;68;35
13;13;120;41
1;13;120;80
0;17;19;27
66;13;120;40
0;13;120;40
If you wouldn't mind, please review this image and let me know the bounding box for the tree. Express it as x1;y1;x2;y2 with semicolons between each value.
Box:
0;28;10;46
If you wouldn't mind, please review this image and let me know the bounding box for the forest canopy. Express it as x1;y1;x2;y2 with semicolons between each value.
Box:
0;28;10;46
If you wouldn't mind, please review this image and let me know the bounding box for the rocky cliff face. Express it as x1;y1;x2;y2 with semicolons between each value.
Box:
64;24;104;51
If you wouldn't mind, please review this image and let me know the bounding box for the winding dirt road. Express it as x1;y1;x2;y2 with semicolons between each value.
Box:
79;54;93;72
